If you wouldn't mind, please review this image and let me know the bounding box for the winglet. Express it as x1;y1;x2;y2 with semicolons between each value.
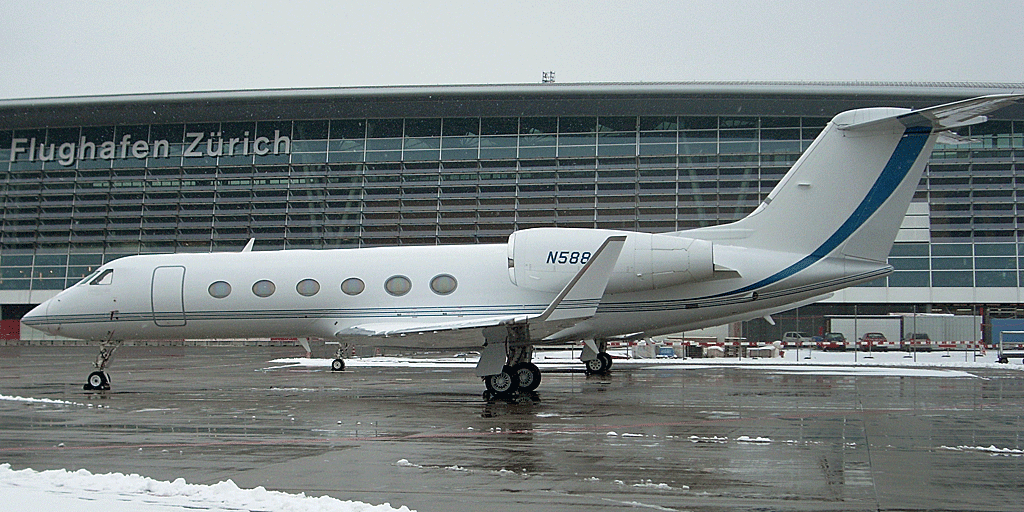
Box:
537;235;626;323
242;238;255;252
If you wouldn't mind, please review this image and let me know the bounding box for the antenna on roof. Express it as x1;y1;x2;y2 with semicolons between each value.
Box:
542;71;556;83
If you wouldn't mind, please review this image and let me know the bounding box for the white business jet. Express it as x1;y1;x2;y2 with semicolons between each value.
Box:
22;94;1023;396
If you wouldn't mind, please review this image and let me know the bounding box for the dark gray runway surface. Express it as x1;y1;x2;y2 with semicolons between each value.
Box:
2;346;1024;511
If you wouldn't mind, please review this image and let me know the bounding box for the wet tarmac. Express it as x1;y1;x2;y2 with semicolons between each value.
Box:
2;345;1024;512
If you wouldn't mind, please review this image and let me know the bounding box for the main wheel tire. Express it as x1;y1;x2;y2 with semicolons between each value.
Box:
331;358;345;371
584;357;605;375
85;371;108;390
484;365;519;395
512;362;542;392
585;352;613;375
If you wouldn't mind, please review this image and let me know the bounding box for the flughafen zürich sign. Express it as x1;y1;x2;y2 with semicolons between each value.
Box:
8;131;292;167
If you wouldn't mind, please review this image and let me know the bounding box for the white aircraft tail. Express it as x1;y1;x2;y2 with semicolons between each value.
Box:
687;94;1024;264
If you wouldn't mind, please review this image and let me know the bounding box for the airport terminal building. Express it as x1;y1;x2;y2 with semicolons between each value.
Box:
2;82;1023;341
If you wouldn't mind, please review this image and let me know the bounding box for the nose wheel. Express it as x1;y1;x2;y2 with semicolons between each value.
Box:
330;344;347;371
85;370;110;391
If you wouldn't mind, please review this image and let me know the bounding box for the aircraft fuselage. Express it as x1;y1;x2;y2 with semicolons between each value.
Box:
24;238;884;348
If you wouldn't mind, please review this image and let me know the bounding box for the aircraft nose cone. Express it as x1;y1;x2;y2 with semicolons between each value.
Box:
21;298;56;335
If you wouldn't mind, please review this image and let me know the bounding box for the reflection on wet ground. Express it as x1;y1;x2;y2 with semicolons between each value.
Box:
2;346;1024;511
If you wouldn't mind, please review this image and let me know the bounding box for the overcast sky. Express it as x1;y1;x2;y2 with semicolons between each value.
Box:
1;0;1022;100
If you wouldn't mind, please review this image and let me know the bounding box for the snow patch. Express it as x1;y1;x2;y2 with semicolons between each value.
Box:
616;501;678;511
736;436;772;444
494;468;527;477
270;350;1022;377
940;445;1024;457
632;479;684;490
689;435;729;444
0;393;105;408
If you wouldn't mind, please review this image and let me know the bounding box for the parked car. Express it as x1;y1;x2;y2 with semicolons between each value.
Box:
781;331;813;347
902;332;933;352
859;332;888;351
818;332;847;351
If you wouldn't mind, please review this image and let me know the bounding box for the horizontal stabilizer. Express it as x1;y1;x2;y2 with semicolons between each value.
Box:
840;93;1024;132
936;131;976;145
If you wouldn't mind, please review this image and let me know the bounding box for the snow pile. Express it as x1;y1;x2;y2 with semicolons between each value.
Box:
0;464;413;512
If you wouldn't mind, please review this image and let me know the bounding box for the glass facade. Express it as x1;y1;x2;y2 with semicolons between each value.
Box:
1;90;1023;297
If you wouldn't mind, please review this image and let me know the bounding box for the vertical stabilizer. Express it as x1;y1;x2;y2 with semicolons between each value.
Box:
686;94;1023;265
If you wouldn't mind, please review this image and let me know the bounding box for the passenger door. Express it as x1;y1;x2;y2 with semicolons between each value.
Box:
151;266;186;327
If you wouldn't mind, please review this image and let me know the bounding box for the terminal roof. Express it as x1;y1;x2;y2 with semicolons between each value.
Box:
2;81;1023;129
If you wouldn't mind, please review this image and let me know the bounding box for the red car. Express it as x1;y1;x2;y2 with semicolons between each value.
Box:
859;332;888;351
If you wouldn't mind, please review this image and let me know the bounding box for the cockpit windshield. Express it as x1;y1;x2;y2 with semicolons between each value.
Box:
88;268;113;285
75;270;100;286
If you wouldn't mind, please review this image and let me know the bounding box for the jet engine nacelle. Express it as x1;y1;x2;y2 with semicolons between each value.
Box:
507;227;715;294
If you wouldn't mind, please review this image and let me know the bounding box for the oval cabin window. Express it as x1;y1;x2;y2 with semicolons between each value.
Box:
252;279;276;298
209;281;232;299
296;278;320;297
384;275;412;296
341;277;365;296
430;274;457;295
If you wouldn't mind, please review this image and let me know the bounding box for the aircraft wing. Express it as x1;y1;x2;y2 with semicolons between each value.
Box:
332;235;628;339
335;315;529;337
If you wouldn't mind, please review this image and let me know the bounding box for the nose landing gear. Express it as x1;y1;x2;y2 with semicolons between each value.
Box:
330;343;348;372
84;340;121;391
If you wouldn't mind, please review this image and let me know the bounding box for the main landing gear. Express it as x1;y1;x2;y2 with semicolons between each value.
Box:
581;339;613;375
482;348;543;398
476;326;615;399
478;325;542;400
84;340;122;391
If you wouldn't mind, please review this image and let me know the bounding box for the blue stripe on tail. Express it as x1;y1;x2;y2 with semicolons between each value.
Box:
710;127;931;298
